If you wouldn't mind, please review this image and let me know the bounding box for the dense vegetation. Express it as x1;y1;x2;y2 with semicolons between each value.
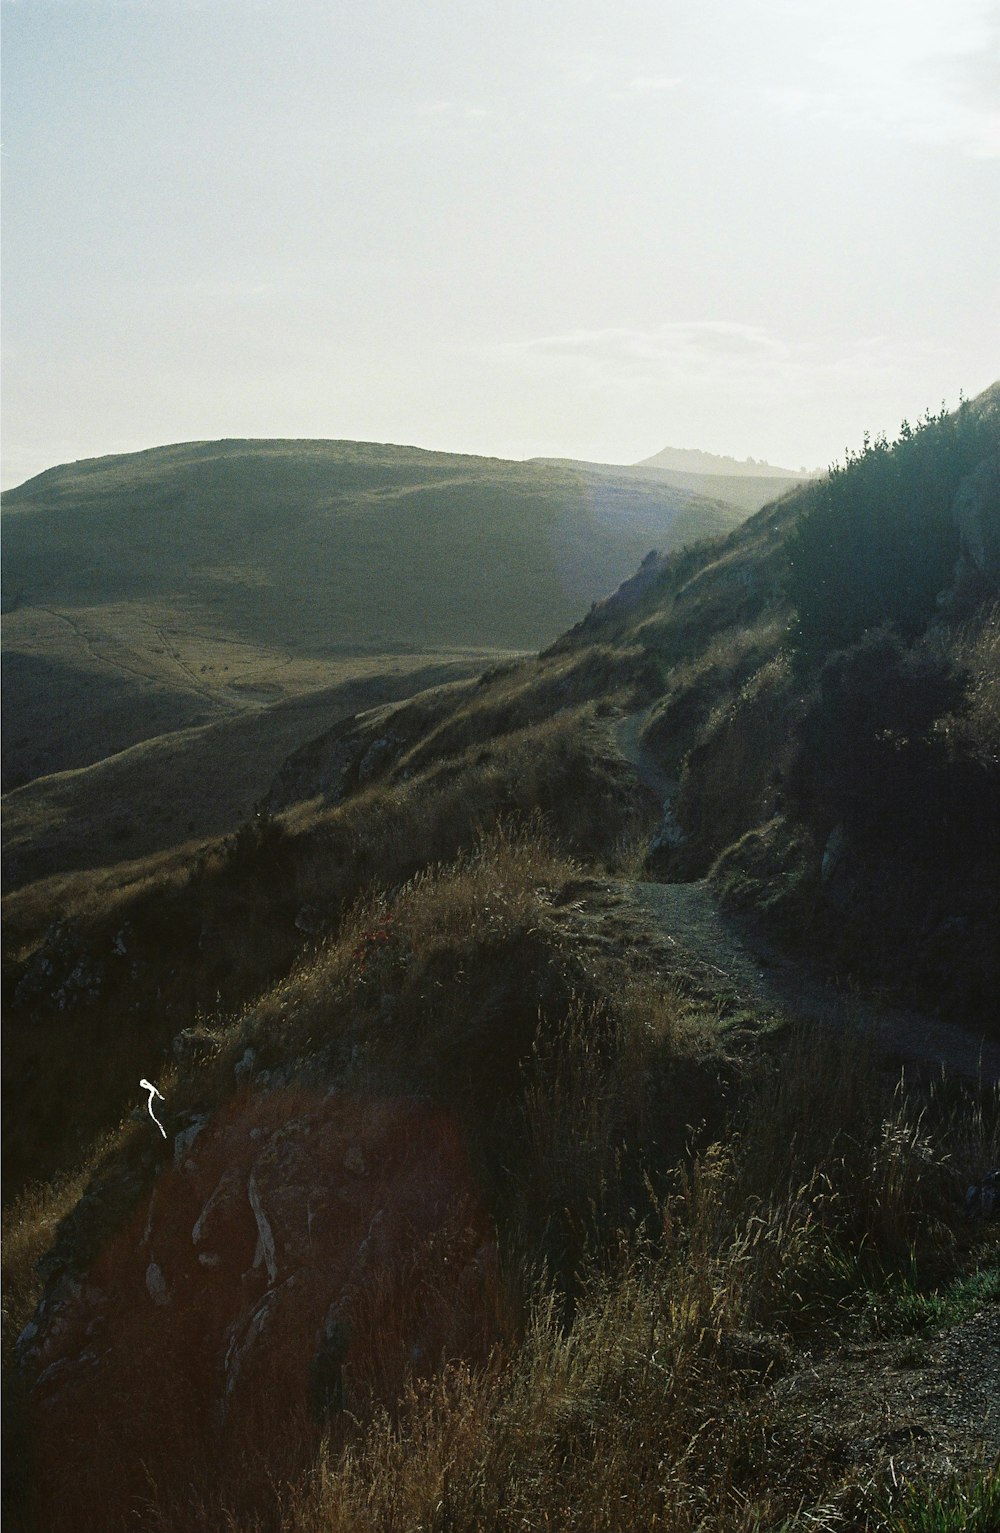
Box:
3;389;998;1530
788;400;997;662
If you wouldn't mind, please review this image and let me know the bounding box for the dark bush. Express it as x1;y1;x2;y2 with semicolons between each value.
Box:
786;629;993;856
788;400;997;668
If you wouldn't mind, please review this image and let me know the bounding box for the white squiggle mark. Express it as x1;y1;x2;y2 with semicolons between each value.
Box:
140;1077;167;1139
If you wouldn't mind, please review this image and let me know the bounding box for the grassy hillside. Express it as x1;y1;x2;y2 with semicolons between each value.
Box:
4;387;996;1184
2;438;744;791
0;659;485;889
4;392;999;1532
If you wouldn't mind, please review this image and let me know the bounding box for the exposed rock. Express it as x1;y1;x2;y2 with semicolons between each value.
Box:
24;1089;508;1529
294;903;324;935
821;822;847;883
16;1319;40;1353
37;1162;152;1285
266;713;367;811
307;1305;351;1421
965;1170;999;1220
940;456;1000;614
109;922;136;961
145;1261;169;1306
247;1172;278;1285
14;919;107;1011
174;1114;209;1167
357;733;402;785
35;1349;100;1397
222;1277;294;1405
648;807;686;853
234;1046;255;1084
192;1171;239;1245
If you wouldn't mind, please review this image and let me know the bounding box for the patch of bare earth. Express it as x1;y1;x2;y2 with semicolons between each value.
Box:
762;1307;1000;1508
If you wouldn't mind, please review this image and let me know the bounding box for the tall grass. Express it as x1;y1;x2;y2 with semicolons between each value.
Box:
4;703;652;1195
274;1029;999;1533
10;904;997;1531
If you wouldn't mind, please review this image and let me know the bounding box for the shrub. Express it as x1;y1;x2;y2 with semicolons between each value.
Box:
787;629;971;850
788;400;997;669
669;653;795;873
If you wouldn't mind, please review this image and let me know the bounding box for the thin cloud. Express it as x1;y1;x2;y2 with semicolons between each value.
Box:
762;0;1000;158
415;99;492;122
626;75;684;93
511;322;791;383
177;279;275;303
503;324;960;411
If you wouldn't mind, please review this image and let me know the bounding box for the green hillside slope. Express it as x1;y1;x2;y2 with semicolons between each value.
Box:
1;438;744;790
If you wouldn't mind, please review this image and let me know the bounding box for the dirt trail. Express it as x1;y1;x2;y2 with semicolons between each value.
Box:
613;707;678;806
613;712;1000;1083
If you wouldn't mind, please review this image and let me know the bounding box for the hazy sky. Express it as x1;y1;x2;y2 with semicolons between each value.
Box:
3;0;998;486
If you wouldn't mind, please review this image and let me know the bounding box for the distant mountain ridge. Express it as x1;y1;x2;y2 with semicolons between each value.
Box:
636;444;808;477
528;454;805;515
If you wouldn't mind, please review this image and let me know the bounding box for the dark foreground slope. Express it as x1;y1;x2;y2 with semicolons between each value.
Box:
4;391;998;1533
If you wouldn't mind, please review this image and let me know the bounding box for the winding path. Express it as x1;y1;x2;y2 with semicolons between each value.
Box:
614;712;1000;1083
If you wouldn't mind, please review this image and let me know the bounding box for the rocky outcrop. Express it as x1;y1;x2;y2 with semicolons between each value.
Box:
23;1089;507;1532
266;711;369;811
940;455;1000;614
266;712;411;811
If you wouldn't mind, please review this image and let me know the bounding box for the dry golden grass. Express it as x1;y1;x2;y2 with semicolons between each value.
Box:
2;1162;99;1527
3;700;653;1194
271;1029;1000;1533
6;423;1000;1529
2;1170;92;1361
639;615;789;780
651;649;796;883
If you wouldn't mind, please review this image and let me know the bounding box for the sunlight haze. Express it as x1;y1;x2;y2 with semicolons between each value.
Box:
2;0;998;486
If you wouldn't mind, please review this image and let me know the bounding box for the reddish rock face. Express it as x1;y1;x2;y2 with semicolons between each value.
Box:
29;1089;508;1531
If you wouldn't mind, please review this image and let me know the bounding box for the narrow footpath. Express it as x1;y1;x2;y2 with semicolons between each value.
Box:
614;711;1000;1083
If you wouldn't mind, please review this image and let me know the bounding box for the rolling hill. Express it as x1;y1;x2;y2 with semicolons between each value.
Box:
2;437;757;881
1;438;748;792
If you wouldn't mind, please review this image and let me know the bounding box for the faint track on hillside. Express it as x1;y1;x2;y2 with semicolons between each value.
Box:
34;604;251;716
614;711;1000;1083
35;605;166;690
151;623;231;705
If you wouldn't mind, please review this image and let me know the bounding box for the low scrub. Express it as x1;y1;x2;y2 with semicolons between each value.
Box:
275;1035;999;1533
3;702;652;1195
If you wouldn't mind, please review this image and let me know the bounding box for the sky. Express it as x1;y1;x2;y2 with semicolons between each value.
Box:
2;0;998;488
